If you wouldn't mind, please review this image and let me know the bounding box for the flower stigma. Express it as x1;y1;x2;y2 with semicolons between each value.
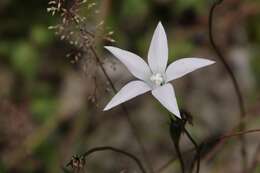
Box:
150;73;165;86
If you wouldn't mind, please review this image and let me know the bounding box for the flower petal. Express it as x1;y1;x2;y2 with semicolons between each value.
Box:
104;80;151;111
105;46;152;81
148;22;168;73
152;84;181;118
166;58;215;82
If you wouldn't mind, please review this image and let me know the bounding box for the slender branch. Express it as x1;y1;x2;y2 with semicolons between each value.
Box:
203;114;248;160
183;128;201;173
168;116;186;173
90;46;116;91
208;0;247;172
173;141;185;173
66;146;147;173
90;46;154;173
205;129;260;162
215;129;260;141
158;128;260;173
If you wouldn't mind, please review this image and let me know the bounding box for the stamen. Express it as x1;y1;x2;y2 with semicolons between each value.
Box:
150;73;164;86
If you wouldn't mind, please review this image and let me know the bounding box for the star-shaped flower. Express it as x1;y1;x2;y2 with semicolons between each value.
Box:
103;22;215;118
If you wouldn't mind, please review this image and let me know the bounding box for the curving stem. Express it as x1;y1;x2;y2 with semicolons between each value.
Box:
183;128;201;173
66;146;147;173
208;0;247;172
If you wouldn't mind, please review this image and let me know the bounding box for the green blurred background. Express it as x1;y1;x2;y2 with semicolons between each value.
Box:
0;0;260;173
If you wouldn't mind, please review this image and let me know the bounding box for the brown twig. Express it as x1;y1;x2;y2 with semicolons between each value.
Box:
216;129;260;141
66;146;147;173
208;0;247;172
203;114;249;161
183;128;200;173
158;128;260;173
205;129;260;162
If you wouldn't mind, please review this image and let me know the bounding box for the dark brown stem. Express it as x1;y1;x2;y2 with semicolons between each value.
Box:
83;146;147;173
158;128;260;173
205;129;260;162
183;128;200;173
208;0;247;172
216;129;260;141
173;141;185;173
66;146;147;173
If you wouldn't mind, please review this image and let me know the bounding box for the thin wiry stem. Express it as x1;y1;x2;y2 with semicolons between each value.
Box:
172;139;185;173
66;146;147;173
168;116;186;173
83;147;147;173
183;128;201;173
90;46;154;173
203;115;248;160
158;128;260;173
205;129;260;161
215;129;260;141
208;0;247;172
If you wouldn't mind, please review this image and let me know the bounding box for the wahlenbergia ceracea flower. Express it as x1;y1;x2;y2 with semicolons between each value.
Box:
103;22;215;118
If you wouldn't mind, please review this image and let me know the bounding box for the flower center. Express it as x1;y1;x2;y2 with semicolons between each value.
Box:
150;73;165;86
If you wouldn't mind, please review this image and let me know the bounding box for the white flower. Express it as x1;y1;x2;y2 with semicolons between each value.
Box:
103;22;215;118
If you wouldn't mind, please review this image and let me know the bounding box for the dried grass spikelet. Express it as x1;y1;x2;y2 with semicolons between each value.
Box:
47;0;114;106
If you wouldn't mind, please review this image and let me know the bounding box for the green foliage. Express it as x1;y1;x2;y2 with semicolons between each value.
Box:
30;25;53;46
136;32;194;62
10;41;40;79
169;39;195;62
247;14;260;42
250;47;260;88
254;164;260;173
121;0;148;18
0;161;7;173
34;139;57;171
0;41;12;58
31;83;58;123
31;97;57;123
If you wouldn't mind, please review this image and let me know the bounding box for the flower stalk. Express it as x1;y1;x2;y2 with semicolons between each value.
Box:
66;146;147;173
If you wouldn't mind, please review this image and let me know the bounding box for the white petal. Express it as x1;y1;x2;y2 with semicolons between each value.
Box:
105;46;152;81
166;58;215;82
104;80;151;111
148;22;168;73
152;84;181;118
